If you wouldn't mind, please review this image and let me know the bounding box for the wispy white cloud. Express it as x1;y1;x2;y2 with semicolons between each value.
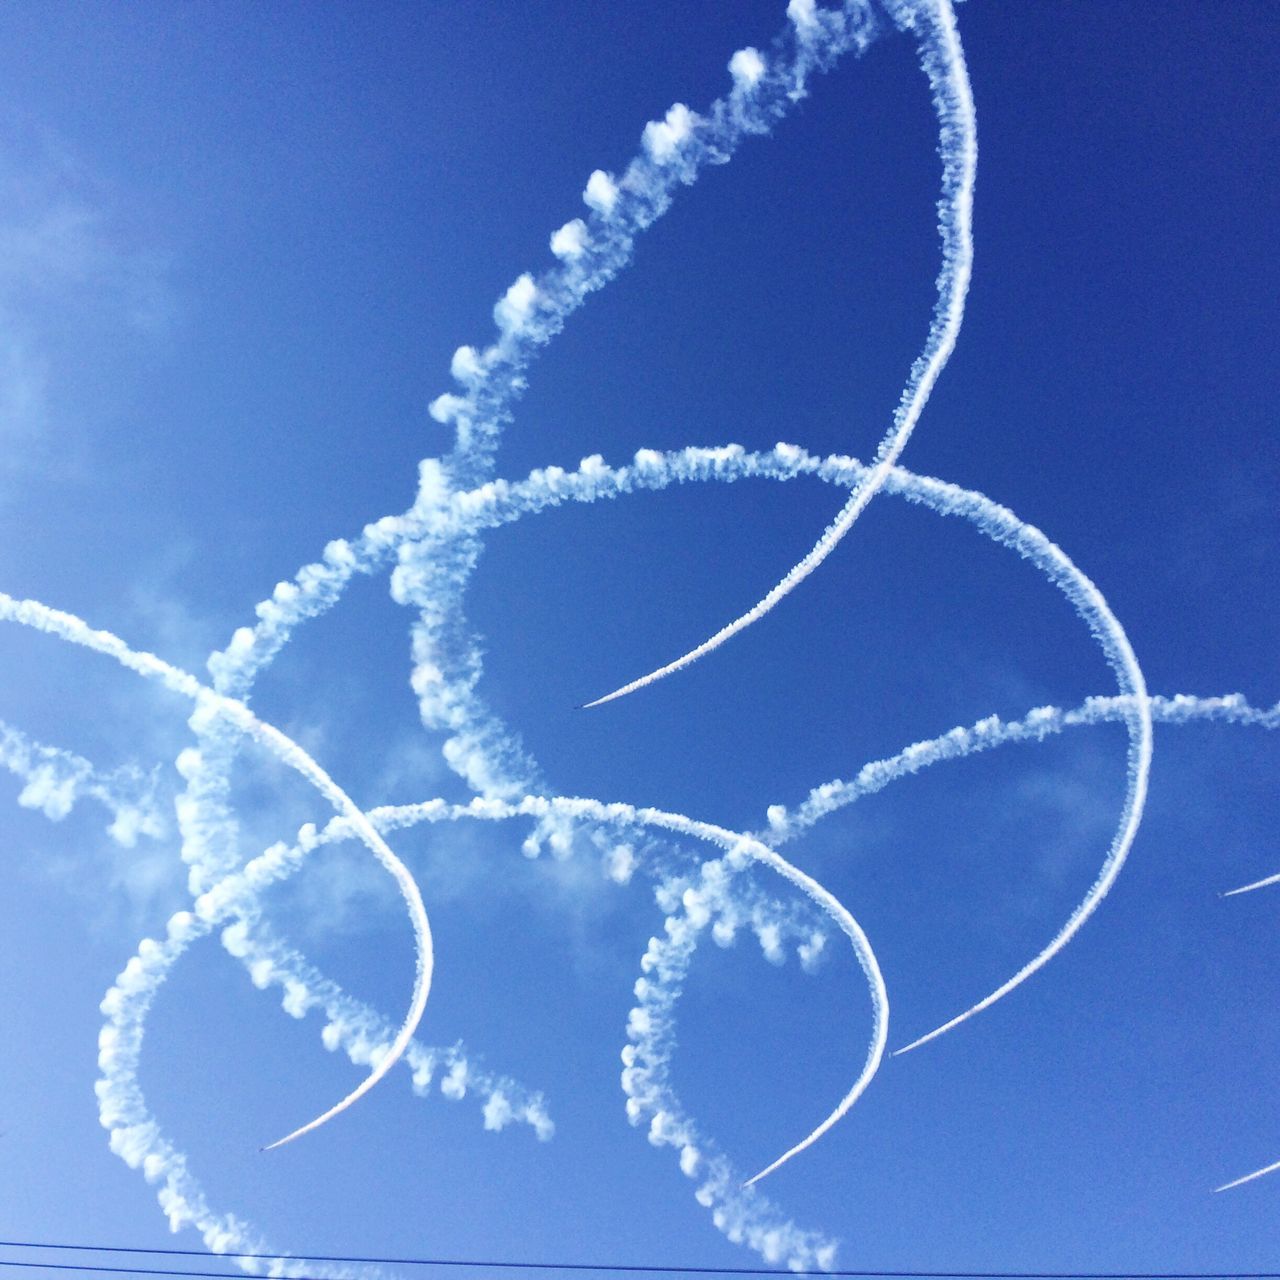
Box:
0;116;173;473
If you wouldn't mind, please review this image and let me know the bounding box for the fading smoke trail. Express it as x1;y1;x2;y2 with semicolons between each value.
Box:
0;718;168;846
80;6;931;1263
582;0;976;709
0;591;434;1153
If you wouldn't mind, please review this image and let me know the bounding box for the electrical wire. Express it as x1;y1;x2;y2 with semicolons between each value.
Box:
0;1240;1277;1280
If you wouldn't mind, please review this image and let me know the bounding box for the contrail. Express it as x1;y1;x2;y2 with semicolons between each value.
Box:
2;0;1269;1269
581;0;977;709
0;591;434;1154
763;693;1278;845
1215;1159;1280;1193
439;441;1153;1053
1221;870;1280;898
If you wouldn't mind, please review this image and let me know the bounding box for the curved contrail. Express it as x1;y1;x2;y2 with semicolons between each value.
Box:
2;0;1269;1270
582;0;977;709
0;591;434;1153
442;443;1153;1055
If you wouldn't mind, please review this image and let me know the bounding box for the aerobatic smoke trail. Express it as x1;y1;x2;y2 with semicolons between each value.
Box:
0;591;435;1153
203;0;889;710
582;0;976;709
437;443;1153;1052
0;718;168;846
3;0;1276;1272
763;693;1279;847
286;791;889;1191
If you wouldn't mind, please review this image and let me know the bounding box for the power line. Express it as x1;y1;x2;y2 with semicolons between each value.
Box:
1;1241;1278;1280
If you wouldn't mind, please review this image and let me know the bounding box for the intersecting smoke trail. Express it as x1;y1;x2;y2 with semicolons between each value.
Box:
109;786;874;1272
78;8;938;1263
1216;1160;1280;1194
203;0;889;710
582;0;976;709
438;442;1152;1053
187;0;896;882
285;793;885;1247
761;694;1280;846
3;0;1275;1273
0;591;435;1155
98;781;570;1275
95;797;552;1280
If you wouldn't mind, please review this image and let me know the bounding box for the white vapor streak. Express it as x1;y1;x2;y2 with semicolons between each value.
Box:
582;0;977;709
440;441;1153;1053
1215;1159;1280;1193
764;693;1278;846
0;717;168;845
1222;874;1280;897
351;793;886;1220
0;591;434;1152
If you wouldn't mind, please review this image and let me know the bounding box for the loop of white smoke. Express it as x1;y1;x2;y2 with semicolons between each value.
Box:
2;0;1274;1273
431;442;1152;1057
0;591;435;1155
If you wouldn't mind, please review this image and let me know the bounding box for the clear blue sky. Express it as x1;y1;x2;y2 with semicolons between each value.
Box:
0;1;1277;1275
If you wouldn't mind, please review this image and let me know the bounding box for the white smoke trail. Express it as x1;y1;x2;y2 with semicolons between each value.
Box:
0;591;434;1152
432;441;1152;1054
582;0;977;709
202;0;890;709
763;693;1278;845
183;0;901;900
97;815;543;1280
249;432;1152;1215
369;792;888;1191
0;718;168;846
319;791;884;1262
1215;1159;1280;1194
220;909;554;1140
3;0;1270;1270
100;780;874;1268
83;8;933;1264
1222;869;1280;897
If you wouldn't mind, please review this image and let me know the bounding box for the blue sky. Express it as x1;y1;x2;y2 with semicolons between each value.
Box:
0;0;1277;1275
